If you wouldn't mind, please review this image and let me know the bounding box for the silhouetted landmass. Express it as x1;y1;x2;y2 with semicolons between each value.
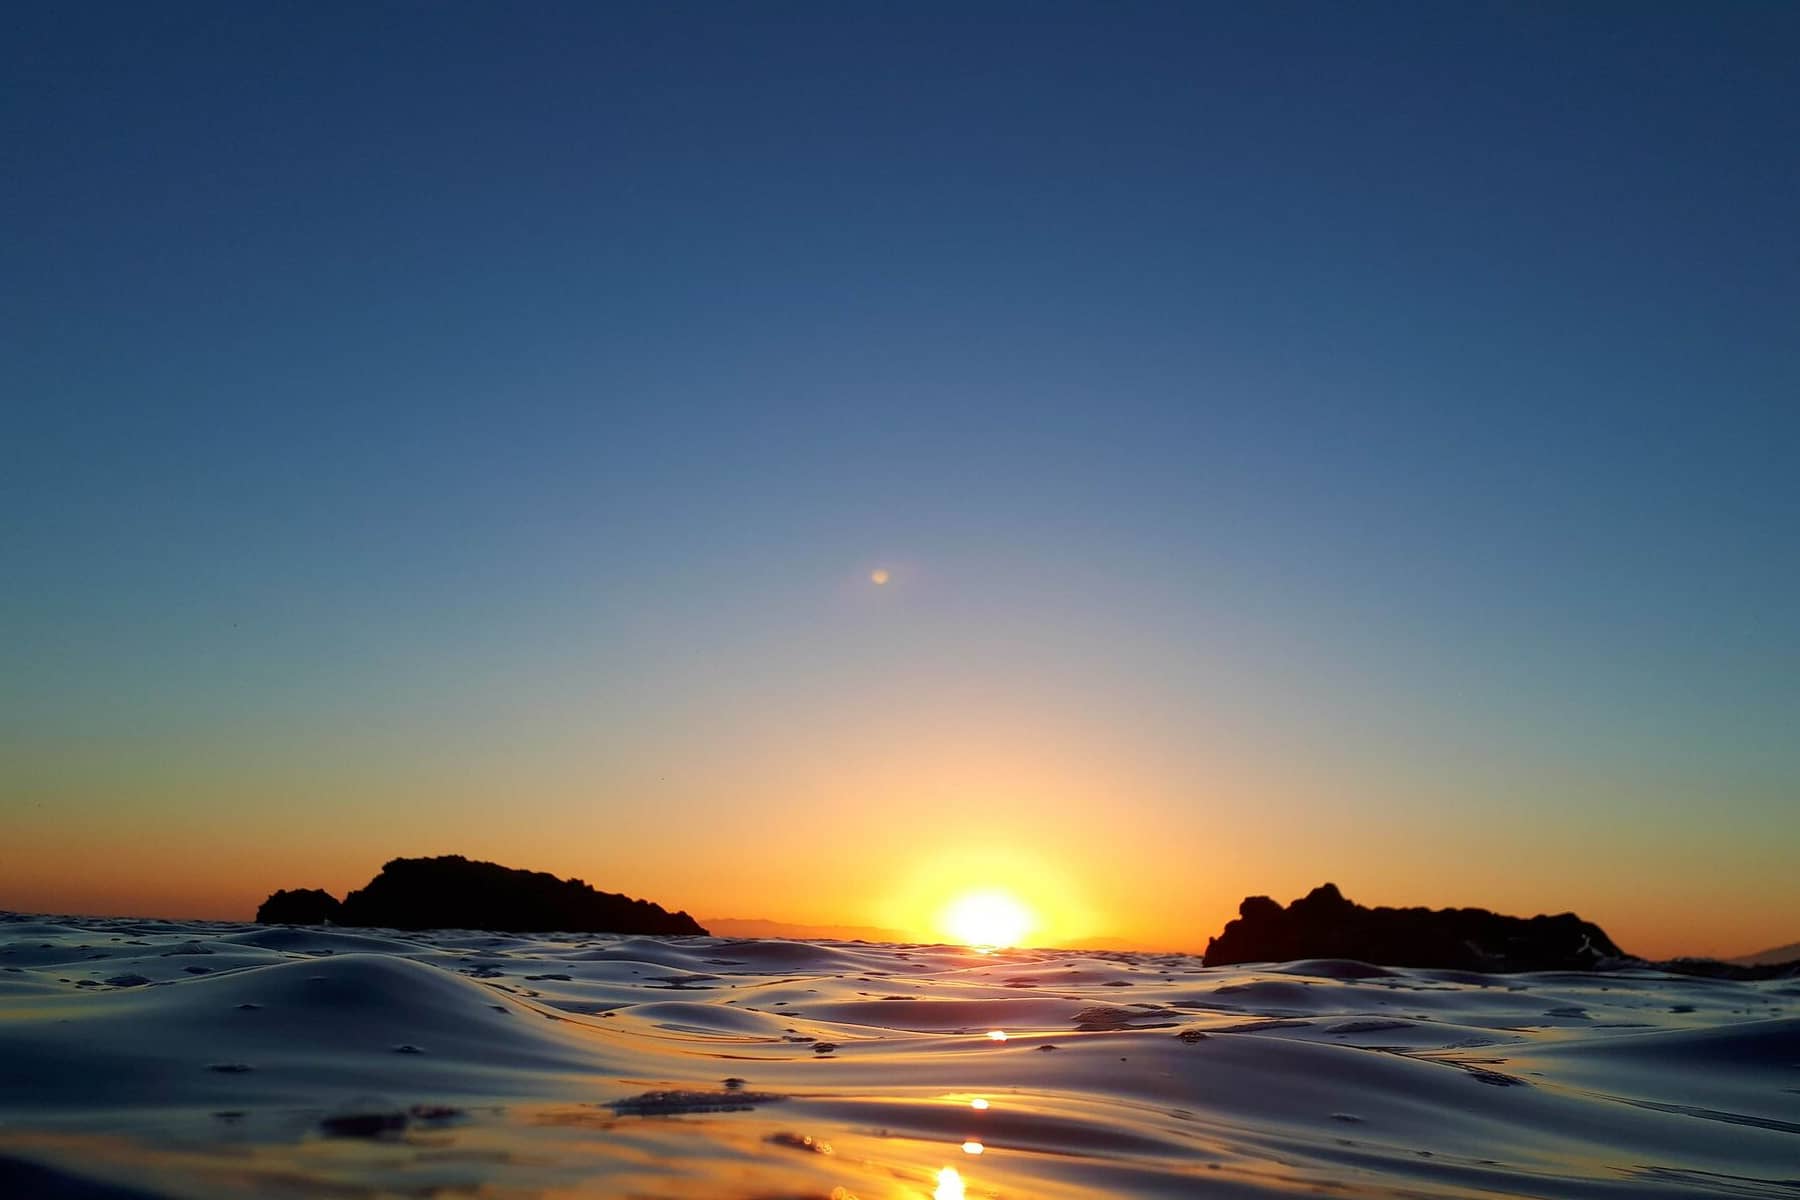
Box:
1203;884;1799;978
1733;941;1800;967
255;888;343;925
256;856;706;935
1652;955;1800;980
1060;936;1140;952
703;917;913;943
1203;883;1623;972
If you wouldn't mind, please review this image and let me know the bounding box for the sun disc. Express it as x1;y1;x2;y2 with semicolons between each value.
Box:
941;889;1034;948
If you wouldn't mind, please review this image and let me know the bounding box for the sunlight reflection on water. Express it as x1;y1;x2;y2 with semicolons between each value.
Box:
2;915;1794;1200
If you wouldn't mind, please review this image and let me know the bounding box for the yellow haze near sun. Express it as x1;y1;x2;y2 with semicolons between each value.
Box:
886;846;1093;949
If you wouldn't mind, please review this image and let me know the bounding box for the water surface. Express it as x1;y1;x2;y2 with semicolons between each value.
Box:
2;913;1795;1197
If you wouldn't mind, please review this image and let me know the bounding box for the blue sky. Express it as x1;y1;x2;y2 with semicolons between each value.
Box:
3;3;1796;953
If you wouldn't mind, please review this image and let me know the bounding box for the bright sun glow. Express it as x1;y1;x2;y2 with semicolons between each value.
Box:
934;1166;965;1200
941;889;1034;948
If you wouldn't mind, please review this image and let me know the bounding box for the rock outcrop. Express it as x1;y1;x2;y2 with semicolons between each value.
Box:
1202;883;1624;972
254;888;343;925
256;855;707;935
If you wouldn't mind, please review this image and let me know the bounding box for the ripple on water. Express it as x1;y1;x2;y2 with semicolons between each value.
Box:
1;914;1796;1198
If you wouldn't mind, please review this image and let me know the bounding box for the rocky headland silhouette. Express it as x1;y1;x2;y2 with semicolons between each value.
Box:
256;855;707;935
255;888;343;925
1203;883;1621;971
1203;883;1797;978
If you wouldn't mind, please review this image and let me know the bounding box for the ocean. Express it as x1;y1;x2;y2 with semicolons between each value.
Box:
2;913;1795;1198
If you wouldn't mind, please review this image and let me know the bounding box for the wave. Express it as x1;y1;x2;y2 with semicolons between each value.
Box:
2;912;1796;1198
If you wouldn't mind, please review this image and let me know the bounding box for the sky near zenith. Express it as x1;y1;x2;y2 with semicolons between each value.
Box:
3;2;1797;959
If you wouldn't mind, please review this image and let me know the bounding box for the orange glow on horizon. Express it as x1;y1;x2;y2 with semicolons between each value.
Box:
882;845;1098;949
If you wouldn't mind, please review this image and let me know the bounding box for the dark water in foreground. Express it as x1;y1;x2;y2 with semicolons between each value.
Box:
2;913;1796;1198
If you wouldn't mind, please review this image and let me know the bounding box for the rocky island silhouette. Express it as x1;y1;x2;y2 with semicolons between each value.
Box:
1203;882;1621;971
255;855;707;936
1203;883;1797;979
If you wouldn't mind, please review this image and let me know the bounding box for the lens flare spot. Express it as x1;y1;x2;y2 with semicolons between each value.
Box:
986;1030;1007;1042
962;1140;984;1155
970;1097;989;1109
870;568;890;585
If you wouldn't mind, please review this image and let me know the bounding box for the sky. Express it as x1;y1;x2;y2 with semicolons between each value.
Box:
3;2;1796;959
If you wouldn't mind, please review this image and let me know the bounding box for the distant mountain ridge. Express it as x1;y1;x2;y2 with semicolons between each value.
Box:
1059;936;1143;952
700;919;1155;951
704;917;915;943
256;855;706;936
1733;941;1800;967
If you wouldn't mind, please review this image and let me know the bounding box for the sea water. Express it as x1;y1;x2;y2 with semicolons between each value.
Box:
1;913;1795;1198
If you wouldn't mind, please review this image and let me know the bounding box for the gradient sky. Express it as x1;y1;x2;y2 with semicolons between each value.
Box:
4;3;1796;959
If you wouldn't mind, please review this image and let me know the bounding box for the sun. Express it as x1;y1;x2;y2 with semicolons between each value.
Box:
941;889;1034;949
